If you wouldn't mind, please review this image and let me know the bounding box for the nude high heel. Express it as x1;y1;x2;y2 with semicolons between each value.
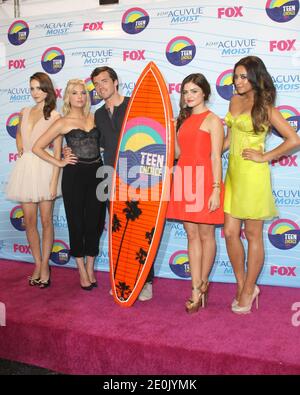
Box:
231;274;247;308
231;298;238;308
231;285;260;314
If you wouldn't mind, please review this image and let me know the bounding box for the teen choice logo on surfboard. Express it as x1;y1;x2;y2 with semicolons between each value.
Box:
166;36;196;66
122;7;150;34
265;0;299;23
117;117;166;188
41;47;65;74
8;20;29;45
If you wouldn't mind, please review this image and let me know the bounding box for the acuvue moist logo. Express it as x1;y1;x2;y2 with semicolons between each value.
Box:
122;8;150;34
216;69;234;100
205;38;256;57
268;219;300;249
41;47;65;74
266;0;299;22
156;6;204;24
6;113;20;138
166;36;196;66
36;20;74;36
8;20;29;45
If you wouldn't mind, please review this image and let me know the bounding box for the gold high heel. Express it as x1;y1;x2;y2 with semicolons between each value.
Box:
200;281;209;308
185;285;202;314
185;281;209;313
231;285;260;314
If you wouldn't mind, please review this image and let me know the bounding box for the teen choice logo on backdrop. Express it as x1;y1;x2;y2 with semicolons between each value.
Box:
272;105;300;137
169;250;190;278
8;20;29;45
216;69;234;101
41;47;65;74
50;240;70;265
85;77;101;106
6;113;20;138
122;7;150;34
266;0;299;22
10;206;25;231
166;36;196;66
117;117;166;188
268;219;300;249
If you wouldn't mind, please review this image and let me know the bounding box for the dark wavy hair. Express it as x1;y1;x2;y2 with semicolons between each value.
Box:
30;72;56;120
233;56;276;133
176;73;211;132
90;66;119;90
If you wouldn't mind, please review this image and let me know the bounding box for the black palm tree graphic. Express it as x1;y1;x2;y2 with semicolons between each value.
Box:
116;281;131;300
114;200;142;277
133;227;154;286
134;247;147;286
145;227;155;245
112;214;121;233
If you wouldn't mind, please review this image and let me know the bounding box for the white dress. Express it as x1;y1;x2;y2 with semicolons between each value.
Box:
6;107;61;203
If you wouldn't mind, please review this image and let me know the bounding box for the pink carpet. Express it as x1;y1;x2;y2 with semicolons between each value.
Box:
0;259;299;374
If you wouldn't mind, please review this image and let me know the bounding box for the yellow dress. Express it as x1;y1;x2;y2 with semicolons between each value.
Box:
224;112;278;220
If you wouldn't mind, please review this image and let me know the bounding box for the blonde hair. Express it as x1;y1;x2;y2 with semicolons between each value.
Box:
62;79;90;116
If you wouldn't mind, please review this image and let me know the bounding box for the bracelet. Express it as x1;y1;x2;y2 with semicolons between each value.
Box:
212;182;220;188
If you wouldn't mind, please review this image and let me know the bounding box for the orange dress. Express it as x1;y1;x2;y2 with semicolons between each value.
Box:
167;110;224;224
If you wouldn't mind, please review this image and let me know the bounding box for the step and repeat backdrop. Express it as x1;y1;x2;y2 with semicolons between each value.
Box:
0;0;299;287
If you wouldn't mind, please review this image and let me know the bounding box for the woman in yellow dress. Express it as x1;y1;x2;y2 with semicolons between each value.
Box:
223;56;300;314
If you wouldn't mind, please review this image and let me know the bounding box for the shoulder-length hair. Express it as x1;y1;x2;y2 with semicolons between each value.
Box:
30;72;56;120
176;73;211;132
62;79;90;116
233;56;276;132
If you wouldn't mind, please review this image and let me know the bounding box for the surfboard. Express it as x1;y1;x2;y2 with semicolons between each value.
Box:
109;61;174;307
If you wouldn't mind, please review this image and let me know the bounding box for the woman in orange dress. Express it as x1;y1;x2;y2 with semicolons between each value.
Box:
167;73;224;313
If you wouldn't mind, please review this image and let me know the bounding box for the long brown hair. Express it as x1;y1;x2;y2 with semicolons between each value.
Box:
233;56;276;132
30;72;56;120
176;73;211;132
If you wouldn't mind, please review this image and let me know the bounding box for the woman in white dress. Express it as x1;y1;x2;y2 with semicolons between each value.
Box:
6;72;62;288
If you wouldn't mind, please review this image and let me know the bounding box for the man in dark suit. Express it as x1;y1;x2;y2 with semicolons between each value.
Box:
92;66;154;301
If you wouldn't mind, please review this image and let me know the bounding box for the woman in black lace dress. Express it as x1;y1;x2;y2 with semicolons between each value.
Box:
33;79;106;290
